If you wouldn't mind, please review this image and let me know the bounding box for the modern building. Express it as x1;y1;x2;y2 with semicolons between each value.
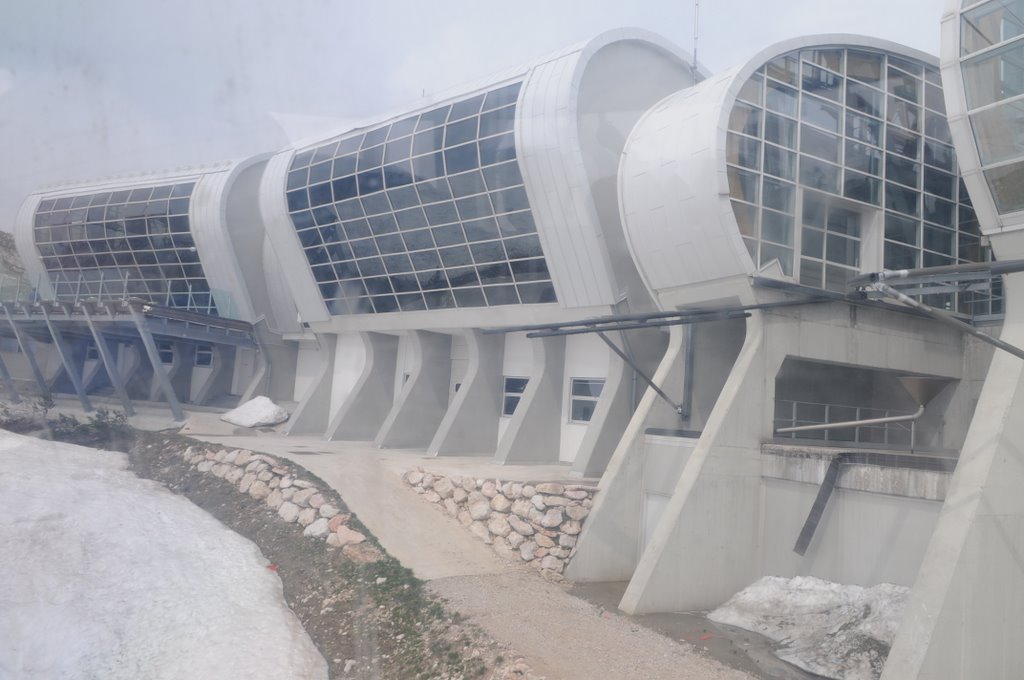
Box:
4;23;1019;677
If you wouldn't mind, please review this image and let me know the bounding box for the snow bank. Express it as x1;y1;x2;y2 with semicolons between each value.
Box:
0;431;327;680
221;396;289;428
709;575;908;680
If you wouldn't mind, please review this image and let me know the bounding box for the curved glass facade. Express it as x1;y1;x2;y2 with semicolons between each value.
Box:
32;182;218;314
726;46;997;315
284;81;557;315
959;0;1024;215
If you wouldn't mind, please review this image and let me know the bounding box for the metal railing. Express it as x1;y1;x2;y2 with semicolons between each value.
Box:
773;399;919;447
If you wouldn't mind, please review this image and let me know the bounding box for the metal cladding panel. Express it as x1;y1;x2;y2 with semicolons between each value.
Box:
619;68;752;295
259;148;331;324
517;41;617;308
13;194;47;295
189;165;259;322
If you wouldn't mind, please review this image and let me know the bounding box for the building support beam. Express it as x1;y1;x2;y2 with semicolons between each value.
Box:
3;305;49;398
0;350;21;403
81;304;135;416
39;305;92;412
128;306;184;421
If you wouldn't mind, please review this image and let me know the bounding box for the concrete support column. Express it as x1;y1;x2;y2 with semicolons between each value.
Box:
0;350;21;403
619;312;770;614
81;305;134;415
4;305;50;398
494;335;565;464
374;330;452;449
882;257;1024;679
566;325;686;583
129;307;184;421
285;334;336;435
326;332;398;441
40;305;92;412
427;329;504;456
571;333;632;478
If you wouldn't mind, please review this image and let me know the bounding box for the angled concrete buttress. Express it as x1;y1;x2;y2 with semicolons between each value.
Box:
4;305;49;398
571;332;632;477
427;329;504;456
0;350;20;403
618;312;767;613
375;330;451;448
493;335;565;464
326;332;398;441
566;324;686;582
128;306;184;421
882;231;1024;679
285;334;336;435
40;304;92;412
81;304;134;415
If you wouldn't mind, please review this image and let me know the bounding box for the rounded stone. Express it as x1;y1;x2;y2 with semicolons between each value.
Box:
507;532;526;549
565;489;589;500
508;515;534;536
281;487;296;501
490;494;512;513
540;555;564;573
535;482;565;495
542;495;568;507
519;541;537;561
561;520;583;535
461;477;477;492
452;488;468;504
303;517;330;538
511;499;533;518
444;498;459;517
530;495;546;511
566;505;590;521
521;485;537;499
292;488;317;507
334;525;366;546
234;450;253;467
265;489;284;509
405;470;424;486
540;508;564;528
308;493;326;509
319;503;340;519
297;507;317;526
423;490;441;503
248;480;270;499
480;481;498;498
487;515;512;538
534;533;555;548
469;500;491;521
433;477;455;498
277;502;300;523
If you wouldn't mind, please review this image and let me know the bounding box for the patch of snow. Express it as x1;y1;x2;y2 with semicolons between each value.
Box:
0;431;327;679
708;575;908;680
221;396;289;428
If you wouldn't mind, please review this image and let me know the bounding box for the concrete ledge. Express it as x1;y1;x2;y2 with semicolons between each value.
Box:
761;445;954;502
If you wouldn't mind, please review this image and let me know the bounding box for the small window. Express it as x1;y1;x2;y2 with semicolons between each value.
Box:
85;341;99;361
569;378;605;423
502;376;528;416
194;344;213;367
157;342;174;365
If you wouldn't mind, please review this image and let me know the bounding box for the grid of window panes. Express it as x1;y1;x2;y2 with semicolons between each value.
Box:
726;47;998;315
959;0;1024;216
32;183;218;314
284;82;557;315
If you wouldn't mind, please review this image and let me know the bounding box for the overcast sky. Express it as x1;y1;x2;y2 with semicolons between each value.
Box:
0;0;945;232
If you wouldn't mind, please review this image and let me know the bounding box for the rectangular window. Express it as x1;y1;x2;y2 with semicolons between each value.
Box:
157;342;174;365
569;378;605;423
85;342;99;361
502;376;528;416
195;344;213;367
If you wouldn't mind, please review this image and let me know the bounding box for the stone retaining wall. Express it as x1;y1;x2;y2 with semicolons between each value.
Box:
180;444;381;560
403;468;595;576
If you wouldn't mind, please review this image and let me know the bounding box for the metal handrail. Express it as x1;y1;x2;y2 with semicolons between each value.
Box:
774;399;921;447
